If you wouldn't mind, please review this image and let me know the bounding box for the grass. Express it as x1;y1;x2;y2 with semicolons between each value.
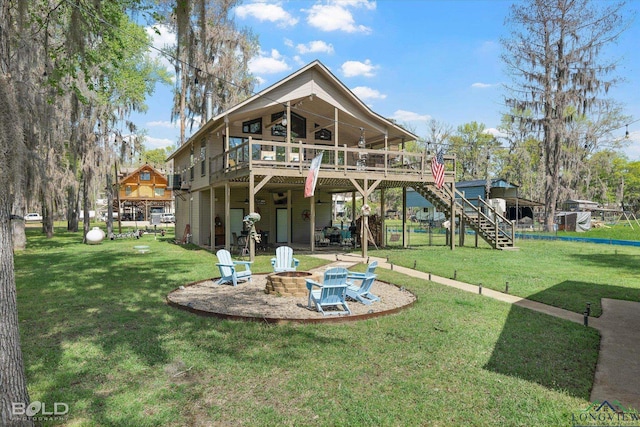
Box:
555;225;640;241
13;226;627;425
370;238;640;318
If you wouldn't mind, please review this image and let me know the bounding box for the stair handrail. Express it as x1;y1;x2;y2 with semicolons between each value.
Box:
452;189;491;221
476;196;514;244
476;196;512;225
417;184;514;248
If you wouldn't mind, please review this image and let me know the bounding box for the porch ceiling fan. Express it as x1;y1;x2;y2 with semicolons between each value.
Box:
235;188;250;204
236;189;266;205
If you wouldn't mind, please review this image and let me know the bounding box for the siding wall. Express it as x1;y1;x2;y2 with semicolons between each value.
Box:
199;189;211;246
457;185;485;205
190;192;201;245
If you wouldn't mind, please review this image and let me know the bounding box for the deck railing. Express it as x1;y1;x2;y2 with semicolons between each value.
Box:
209;137;455;182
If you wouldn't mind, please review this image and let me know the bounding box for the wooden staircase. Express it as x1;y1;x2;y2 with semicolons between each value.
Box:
415;183;515;250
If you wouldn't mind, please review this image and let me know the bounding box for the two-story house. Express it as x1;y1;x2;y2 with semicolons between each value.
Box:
167;60;513;257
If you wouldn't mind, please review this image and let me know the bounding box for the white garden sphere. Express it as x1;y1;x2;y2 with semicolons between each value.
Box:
86;227;105;244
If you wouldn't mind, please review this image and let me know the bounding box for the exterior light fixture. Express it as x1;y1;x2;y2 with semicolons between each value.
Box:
358;128;366;148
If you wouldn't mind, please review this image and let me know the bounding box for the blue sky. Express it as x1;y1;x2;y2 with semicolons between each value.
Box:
132;0;640;159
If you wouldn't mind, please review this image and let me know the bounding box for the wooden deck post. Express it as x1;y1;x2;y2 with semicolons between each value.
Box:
287;189;292;246
224;182;230;251
380;188;385;247
285;101;291;161
249;174;255;261
210;185;215;250
362;179;369;260
402;187;407;248
450;181;455;251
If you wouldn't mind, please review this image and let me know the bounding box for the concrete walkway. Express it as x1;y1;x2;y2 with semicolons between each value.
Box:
312;253;640;411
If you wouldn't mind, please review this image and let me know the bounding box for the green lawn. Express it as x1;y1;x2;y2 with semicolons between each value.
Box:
14;226;633;425
369;238;640;318
535;223;640;241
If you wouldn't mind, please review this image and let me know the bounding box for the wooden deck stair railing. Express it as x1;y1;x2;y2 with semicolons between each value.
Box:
414;184;515;249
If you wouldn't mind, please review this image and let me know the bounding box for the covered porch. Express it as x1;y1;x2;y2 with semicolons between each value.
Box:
201;141;456;261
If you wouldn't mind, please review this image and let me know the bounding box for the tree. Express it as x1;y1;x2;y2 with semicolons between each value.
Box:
494;110;545;202
0;74;32;427
502;0;631;231
423;118;454;155
1;1;162;423
622;160;640;213
583;150;626;204
142;146;175;169
156;0;258;144
448;121;499;181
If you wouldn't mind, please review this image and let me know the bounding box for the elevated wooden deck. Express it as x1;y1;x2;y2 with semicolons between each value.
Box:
209;138;455;189
205;137;513;250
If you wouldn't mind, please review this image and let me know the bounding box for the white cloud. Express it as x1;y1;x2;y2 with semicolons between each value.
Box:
296;40;334;55
249;49;290;75
145;24;176;72
391;110;431;123
305;1;374;33
144;136;176;150
341;59;377;77
483;128;509;138
235;2;298;27
471;82;496;89
336;0;377;10
351;86;386;101
147;120;177;129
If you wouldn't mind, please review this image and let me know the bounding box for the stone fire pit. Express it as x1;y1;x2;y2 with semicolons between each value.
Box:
265;271;323;297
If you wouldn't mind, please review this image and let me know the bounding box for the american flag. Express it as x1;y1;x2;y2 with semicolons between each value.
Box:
431;149;445;189
304;151;324;198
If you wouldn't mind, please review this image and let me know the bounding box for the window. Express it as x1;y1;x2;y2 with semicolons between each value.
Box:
242;118;262;134
155;187;165;196
271;111;306;139
140;171;151;181
314;127;332;141
125;186;132;196
229;136;247;148
229;136;259;162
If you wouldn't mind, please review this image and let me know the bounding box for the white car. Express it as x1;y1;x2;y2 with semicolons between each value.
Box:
24;213;43;221
160;213;175;223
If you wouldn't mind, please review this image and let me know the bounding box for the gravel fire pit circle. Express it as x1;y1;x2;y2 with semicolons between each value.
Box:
265;271;323;297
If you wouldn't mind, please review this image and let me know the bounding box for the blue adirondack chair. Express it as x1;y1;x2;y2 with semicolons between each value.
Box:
346;260;378;285
271;246;300;272
215;249;252;286
305;267;351;316
346;273;380;305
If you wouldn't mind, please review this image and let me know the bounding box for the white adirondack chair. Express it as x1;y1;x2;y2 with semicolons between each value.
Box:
270;246;300;273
